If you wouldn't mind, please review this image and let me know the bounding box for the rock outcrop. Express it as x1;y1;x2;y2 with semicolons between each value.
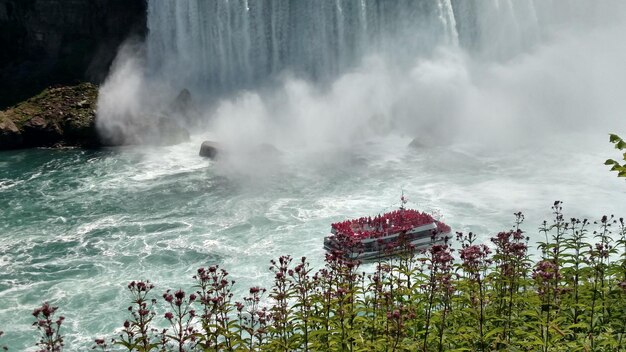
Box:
0;83;192;150
0;0;147;108
169;88;200;125
0;115;21;149
408;138;425;149
199;141;221;159
0;83;100;149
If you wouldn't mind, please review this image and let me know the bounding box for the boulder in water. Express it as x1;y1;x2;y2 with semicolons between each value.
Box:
408;138;425;149
199;141;220;159
199;141;282;161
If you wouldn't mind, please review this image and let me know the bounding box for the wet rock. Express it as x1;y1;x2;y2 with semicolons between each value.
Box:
0;83;100;150
198;142;283;162
22;116;61;146
172;89;192;113
199;141;220;159
170;88;200;124
408;138;425;149
0;114;22;149
0;82;195;150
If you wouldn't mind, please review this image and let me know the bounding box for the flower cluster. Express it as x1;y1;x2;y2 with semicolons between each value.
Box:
491;230;529;276
162;289;197;350
459;242;492;279
532;260;560;282
32;302;64;352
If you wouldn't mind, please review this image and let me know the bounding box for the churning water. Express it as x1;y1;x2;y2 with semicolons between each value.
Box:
2;1;626;350
1;134;625;349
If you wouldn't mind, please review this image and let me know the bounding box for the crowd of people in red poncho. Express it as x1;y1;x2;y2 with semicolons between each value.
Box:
331;209;451;240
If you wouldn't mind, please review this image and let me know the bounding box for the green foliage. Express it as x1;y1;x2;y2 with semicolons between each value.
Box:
606;134;626;178
2;205;626;351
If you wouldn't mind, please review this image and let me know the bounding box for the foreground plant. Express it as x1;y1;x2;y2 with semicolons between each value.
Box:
489;213;530;348
5;203;625;351
194;265;238;350
32;302;64;352
162;289;197;351
605;134;626;178
116;281;159;352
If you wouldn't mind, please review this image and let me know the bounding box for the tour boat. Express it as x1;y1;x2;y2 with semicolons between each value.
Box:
324;196;451;261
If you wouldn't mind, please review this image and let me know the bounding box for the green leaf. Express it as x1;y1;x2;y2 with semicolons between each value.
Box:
566;322;589;330
484;327;504;339
609;134;622;143
605;159;618;165
617;139;626;150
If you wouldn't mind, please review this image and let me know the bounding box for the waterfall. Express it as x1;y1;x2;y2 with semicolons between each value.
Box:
461;0;540;60
98;0;626;148
144;0;626;96
146;0;461;94
437;0;459;46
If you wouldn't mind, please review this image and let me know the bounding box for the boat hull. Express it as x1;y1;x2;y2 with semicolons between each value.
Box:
324;222;448;261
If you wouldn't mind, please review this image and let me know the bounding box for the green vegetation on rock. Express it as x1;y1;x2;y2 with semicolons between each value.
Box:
0;82;192;150
0;83;99;149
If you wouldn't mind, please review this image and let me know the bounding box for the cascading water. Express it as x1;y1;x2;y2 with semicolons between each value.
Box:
451;0;541;60
145;0;626;95
146;0;462;94
101;0;626;145
138;0;564;149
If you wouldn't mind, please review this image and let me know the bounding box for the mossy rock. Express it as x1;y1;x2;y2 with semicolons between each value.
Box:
0;83;100;149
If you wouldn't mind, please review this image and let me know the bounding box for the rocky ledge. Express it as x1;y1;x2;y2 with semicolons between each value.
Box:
0;83;99;149
0;83;192;151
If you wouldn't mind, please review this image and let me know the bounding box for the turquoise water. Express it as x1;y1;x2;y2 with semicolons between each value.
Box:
1;134;625;350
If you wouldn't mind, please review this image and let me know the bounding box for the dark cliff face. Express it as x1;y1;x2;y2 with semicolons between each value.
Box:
0;0;147;108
